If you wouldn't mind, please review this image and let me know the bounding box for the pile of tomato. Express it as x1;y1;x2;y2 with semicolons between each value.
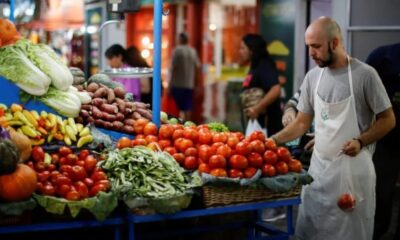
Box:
117;119;303;179
26;146;111;201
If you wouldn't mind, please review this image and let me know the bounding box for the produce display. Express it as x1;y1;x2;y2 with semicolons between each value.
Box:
0;104;93;147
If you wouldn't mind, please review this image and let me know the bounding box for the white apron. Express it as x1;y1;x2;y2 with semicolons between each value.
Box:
295;57;376;240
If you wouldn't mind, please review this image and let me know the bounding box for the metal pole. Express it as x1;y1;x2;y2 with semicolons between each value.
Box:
9;0;15;22
152;0;162;126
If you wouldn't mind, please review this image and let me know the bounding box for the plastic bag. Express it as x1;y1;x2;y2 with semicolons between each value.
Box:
336;157;360;212
245;119;267;137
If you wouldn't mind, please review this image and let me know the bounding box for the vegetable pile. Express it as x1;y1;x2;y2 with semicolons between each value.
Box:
100;146;202;200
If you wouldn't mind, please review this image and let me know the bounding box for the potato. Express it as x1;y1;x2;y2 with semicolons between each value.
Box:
113;87;126;98
87;82;100;92
107;88;115;103
93;87;108;98
116;112;125;121
91;98;105;107
100;103;118;114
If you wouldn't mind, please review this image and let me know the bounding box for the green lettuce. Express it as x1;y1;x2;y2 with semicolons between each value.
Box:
37;86;81;117
0;43;51;96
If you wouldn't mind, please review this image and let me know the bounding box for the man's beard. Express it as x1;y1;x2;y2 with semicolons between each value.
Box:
315;44;334;67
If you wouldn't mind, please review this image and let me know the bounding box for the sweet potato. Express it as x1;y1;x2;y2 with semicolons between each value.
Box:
80;109;90;118
132;112;142;120
93;87;108;98
112;121;124;130
87;82;100;92
94;119;106;127
107;88;115;103
113;87;126;98
100;103;118;114
125;101;137;111
86;116;95;124
116;112;125;121
114;98;126;113
124;118;135;126
81;104;93;111
122;125;135;134
101;112;117;122
91;98;106;107
136;108;152;120
92;106;103;119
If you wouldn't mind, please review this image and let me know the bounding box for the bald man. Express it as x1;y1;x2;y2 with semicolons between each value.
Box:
270;17;395;240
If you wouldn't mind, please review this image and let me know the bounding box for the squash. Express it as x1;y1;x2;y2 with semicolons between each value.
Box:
8;127;32;162
0;138;20;175
0;164;37;202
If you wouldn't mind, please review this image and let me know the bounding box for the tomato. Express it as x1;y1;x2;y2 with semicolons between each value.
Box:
145;134;158;143
262;164;275;177
276;147;292;163
143;122;158;136
172;129;184;140
198;145;213;163
42;184;56;196
265;138;277;151
89;183;108;197
158;124;174;139
34;161;46;172
133;118;149;134
91;171;107;183
50;171;61;184
164;146;177;155
46;163;56;172
78;149;90;160
244;167;257;178
71;165;87;181
97;180;111;191
211;142;224;153
117;137;132;149
31;146;45;162
249;140;265;154
229;155;248;170
66;190;81;201
59;157;69;166
51;153;60;164
59;146;72;156
228;169;244;178
263;150;278;165
172;153;185;165
226;135;240;149
198;130;212;144
337;193;356;212
184;147;198;157
197;124;210;131
210;168;228;177
84;155;97;173
184;156;198;170
249;131;266;142
183;128;199;142
198;163;211;174
235;141;251;156
247;152;263;168
83;178;94;188
275;161;289;175
57;184;71;197
75;181;89;199
208;155;227;169
216;144;232;158
132;138;148;146
37;170;50;182
66;153;78;165
232;132;245;141
212;133;228;143
158;139;171;149
147;142;160;151
288;159;303;173
176;138;194;153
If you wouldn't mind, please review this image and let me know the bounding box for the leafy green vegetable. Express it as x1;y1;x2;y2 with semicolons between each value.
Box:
17;39;73;91
36;86;81;117
0;42;51;96
207;122;229;132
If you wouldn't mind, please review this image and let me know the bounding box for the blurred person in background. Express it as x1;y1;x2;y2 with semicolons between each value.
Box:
126;45;153;105
239;33;284;222
366;43;400;240
105;44;141;101
168;32;201;121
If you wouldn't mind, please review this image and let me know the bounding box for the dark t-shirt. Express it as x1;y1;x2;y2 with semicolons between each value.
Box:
366;43;400;145
242;58;282;135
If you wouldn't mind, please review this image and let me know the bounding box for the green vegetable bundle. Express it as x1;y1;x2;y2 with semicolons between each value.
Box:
207;122;229;132
101;146;202;200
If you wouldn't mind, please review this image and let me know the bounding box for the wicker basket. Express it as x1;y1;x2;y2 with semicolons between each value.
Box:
202;185;301;208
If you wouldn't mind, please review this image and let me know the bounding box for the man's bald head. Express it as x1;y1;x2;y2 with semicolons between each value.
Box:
307;17;342;43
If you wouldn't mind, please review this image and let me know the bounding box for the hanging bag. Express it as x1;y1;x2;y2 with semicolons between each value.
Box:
245;119;267;137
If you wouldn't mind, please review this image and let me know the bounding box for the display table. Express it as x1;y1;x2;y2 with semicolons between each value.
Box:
0;215;124;240
127;196;301;240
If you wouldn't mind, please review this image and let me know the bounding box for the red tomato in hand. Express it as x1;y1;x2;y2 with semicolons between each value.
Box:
277;147;292;163
228;169;244;178
247;152;263;168
208;155;227;169
275;161;289;175
263;150;278;165
337;193;356;212
32;146;45;162
262;164;276;177
229;154;248;170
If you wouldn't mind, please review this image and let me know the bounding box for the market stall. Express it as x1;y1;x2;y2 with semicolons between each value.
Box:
0;1;309;239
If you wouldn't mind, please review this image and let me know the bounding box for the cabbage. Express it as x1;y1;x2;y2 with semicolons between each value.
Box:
17;40;73;91
0;44;51;96
68;86;92;104
38;87;81;117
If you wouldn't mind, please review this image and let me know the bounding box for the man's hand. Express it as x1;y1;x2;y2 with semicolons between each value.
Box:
282;108;296;127
342;139;362;156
